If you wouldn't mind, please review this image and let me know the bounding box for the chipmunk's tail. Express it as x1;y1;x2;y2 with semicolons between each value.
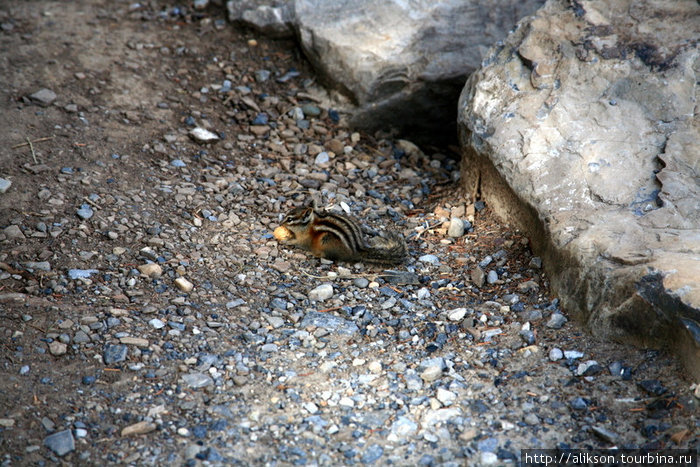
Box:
362;232;408;264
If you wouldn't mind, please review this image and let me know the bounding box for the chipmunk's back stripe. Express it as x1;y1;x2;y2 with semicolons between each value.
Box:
314;212;364;253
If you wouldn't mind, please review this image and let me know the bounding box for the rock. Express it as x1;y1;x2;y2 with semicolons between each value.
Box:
68;269;99;280
120;337;149;347
43;429;74;456
436;388;456;405
189;127;220;144
300;311;358;336
29;88;57;106
447;308;468;321
181;372;214;389
638;379;667;396
418;254;440;266
591;425;618;444
549;348;563;361
563;350;584;360
458;0;700;379
121;421;157;436
138;263;163;278
76;204;93;220
420;365;442;382
308;283;333;301
174;277;194;292
0;177;11;193
487;270;499;284
48;341;67;356
389;416;418;439
226;0;295;38
291;0;545;143
447;218;465;237
23;261;51;272
3;225;25;240
546;313;567;329
471;266;485;287
103;344;128;364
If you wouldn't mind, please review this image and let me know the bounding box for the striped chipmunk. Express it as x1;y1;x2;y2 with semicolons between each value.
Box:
273;203;408;264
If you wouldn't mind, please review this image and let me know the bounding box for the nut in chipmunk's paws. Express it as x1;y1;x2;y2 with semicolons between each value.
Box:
273;226;293;242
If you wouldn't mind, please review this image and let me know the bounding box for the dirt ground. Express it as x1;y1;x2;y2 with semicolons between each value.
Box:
0;1;697;465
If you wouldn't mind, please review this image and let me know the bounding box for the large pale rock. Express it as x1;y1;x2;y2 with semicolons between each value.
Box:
229;0;545;143
459;0;700;378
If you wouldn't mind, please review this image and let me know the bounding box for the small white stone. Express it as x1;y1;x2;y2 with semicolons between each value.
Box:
174;277;194;292
447;308;468;321
368;361;382;374
49;341;67;356
420;365;442;382
447;218;465;237
549;348;563;361
138;263;163;278
308;283;333;301
436;388;457;405
189;127;219;143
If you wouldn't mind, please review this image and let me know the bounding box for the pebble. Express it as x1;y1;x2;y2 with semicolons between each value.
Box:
314;151;330;165
0;177;11;193
576;360;601;376
120;336;149;347
301;103;321;117
0;419;15;428
447;308;468;321
29;88;57;106
121;421;157;436
353;277;369;288
170;159;186;167
181;373;214;389
4;225;25;240
591;425;618;443
420;365;443;382
519;329;536;345
68;269;99;280
103;344;128;364
73;330;90;343
471;266;486;286
49;341;67;356
563;350;584;360
174;277;194;292
447;218;465;237
308;283;334;301
546;312;568;329
418;254;440;265
549;348;563;361
487;270;499;284
390;416;418;439
43;430;74;457
138;263;163;278
299;311;358;336
436;388;456;405
638;379;667;396
368;361;382;373
76;204;94;220
189;127;220;143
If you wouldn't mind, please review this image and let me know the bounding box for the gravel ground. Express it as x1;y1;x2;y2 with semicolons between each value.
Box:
0;1;697;465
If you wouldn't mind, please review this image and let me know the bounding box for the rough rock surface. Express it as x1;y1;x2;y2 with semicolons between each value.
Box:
228;0;546;144
458;0;700;378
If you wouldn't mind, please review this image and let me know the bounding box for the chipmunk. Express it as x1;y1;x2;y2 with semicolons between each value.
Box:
274;205;407;264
